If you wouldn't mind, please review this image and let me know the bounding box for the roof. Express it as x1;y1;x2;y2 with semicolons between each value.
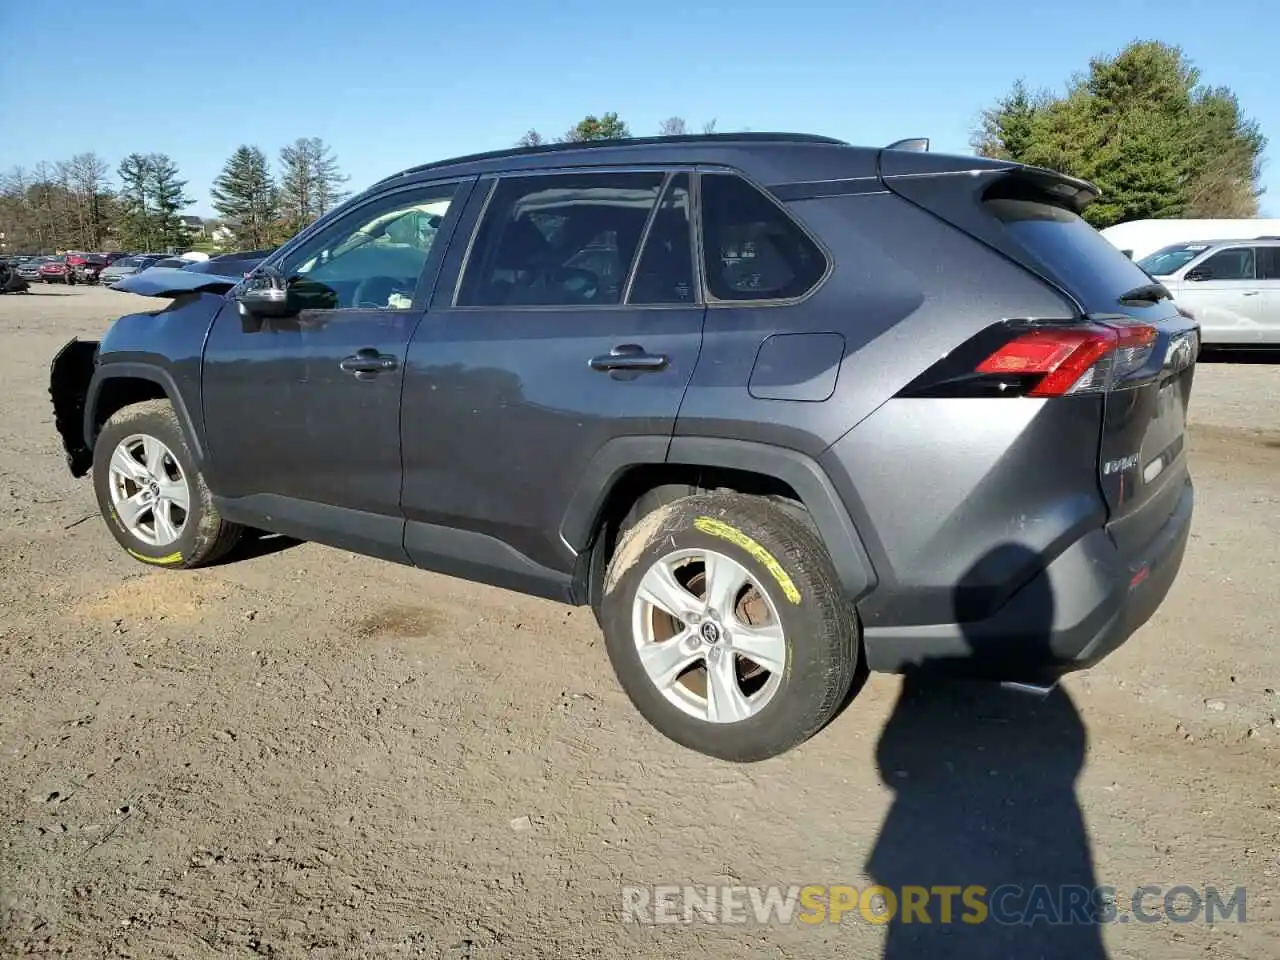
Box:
372;132;872;189
1164;237;1280;249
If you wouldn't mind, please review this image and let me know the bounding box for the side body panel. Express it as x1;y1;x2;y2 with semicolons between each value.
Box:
85;293;226;469
399;174;707;600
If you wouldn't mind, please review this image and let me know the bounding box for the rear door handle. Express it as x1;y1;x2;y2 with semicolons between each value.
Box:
340;348;399;379
589;343;669;373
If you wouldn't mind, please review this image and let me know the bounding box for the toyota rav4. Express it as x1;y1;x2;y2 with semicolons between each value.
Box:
49;133;1199;761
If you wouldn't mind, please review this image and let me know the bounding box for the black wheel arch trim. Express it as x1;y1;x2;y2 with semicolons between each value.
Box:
84;362;206;464
560;434;878;601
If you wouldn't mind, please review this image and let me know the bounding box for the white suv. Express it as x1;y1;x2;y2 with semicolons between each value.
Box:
1138;239;1280;346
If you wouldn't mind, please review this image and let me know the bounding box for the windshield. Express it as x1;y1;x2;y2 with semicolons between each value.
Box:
112;257;142;268
1136;243;1210;276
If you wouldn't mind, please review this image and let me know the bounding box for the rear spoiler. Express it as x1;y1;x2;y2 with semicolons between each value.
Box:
878;148;1101;215
982;163;1101;215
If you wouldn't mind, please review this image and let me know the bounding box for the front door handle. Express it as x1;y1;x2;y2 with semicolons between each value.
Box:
589;343;669;373
340;348;399;379
1241;291;1261;296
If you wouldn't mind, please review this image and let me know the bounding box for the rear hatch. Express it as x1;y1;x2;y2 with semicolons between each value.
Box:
882;155;1199;558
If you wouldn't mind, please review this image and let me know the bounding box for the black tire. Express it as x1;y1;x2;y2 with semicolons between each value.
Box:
598;492;859;762
92;399;243;568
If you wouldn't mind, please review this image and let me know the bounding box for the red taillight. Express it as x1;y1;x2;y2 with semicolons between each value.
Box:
976;323;1156;397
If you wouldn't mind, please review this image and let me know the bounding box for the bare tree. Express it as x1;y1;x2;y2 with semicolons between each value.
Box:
516;129;545;148
659;116;688;136
64;153;112;248
701;118;718;134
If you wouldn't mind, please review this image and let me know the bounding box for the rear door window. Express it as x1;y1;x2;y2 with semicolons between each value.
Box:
1193;247;1256;281
455;171;665;307
626;173;695;305
1259;247;1280;280
699;173;827;302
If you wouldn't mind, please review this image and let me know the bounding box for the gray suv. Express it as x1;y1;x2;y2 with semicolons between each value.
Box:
49;133;1199;761
1138;238;1280;345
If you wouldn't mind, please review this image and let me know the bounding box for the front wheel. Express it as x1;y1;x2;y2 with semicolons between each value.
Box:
92;399;243;568
598;492;859;761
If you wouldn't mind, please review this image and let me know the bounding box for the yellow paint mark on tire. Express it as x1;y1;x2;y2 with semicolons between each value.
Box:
127;549;184;566
693;517;802;604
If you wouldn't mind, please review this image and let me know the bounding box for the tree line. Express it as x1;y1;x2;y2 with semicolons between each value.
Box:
0;152;188;255
517;114;720;147
522;44;1267;226
2;41;1267;256
0;137;351;256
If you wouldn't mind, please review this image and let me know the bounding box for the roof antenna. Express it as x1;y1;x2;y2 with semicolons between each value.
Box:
886;138;929;152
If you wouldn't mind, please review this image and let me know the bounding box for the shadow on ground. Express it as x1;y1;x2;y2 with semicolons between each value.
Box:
1198;346;1280;364
864;543;1108;959
226;529;303;563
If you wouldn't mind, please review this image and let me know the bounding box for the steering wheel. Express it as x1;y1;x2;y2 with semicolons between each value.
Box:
352;275;407;308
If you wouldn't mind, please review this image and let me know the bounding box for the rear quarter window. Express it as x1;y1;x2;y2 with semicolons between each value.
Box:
699;173;828;302
983;197;1154;310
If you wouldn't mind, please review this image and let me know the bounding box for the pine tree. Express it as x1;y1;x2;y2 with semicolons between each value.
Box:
211;146;279;249
277;137;349;237
146;154;193;252
973;41;1266;226
116;153;154;251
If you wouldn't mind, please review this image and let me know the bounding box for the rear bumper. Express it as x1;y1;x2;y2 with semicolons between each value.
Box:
862;478;1193;683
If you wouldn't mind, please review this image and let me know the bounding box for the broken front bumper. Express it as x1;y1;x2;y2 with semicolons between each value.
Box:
50;338;99;477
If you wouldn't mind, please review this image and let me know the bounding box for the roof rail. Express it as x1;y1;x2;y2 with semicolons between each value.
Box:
885;137;930;152
380;132;850;183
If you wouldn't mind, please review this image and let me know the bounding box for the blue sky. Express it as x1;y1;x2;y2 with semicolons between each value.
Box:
2;0;1276;218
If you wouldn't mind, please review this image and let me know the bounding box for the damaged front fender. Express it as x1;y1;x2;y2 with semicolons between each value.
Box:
50;338;100;477
109;267;241;299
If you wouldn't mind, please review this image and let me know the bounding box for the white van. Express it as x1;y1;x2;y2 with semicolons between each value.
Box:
1100;219;1280;261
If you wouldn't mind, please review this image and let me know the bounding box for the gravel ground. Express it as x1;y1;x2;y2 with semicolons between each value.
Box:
1;285;1278;959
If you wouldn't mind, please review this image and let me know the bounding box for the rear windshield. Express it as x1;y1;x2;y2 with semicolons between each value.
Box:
984;198;1155;309
1136;243;1209;276
112;257;141;268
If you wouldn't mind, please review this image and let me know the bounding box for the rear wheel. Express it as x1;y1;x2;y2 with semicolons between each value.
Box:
92;399;243;568
598;492;859;761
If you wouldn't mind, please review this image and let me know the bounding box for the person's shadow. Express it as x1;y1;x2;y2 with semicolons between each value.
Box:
865;543;1108;959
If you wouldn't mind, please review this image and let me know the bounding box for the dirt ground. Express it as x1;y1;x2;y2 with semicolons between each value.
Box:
1;284;1277;959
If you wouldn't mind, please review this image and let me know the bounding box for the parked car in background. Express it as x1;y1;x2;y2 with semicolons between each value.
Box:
39;256;72;283
73;254;110;284
181;249;275;278
1101;218;1280;261
17;258;49;282
1138;238;1280;346
148;257;196;270
100;256;165;285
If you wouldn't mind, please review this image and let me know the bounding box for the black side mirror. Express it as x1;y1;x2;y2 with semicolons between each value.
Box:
236;268;296;318
1185;269;1210;282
